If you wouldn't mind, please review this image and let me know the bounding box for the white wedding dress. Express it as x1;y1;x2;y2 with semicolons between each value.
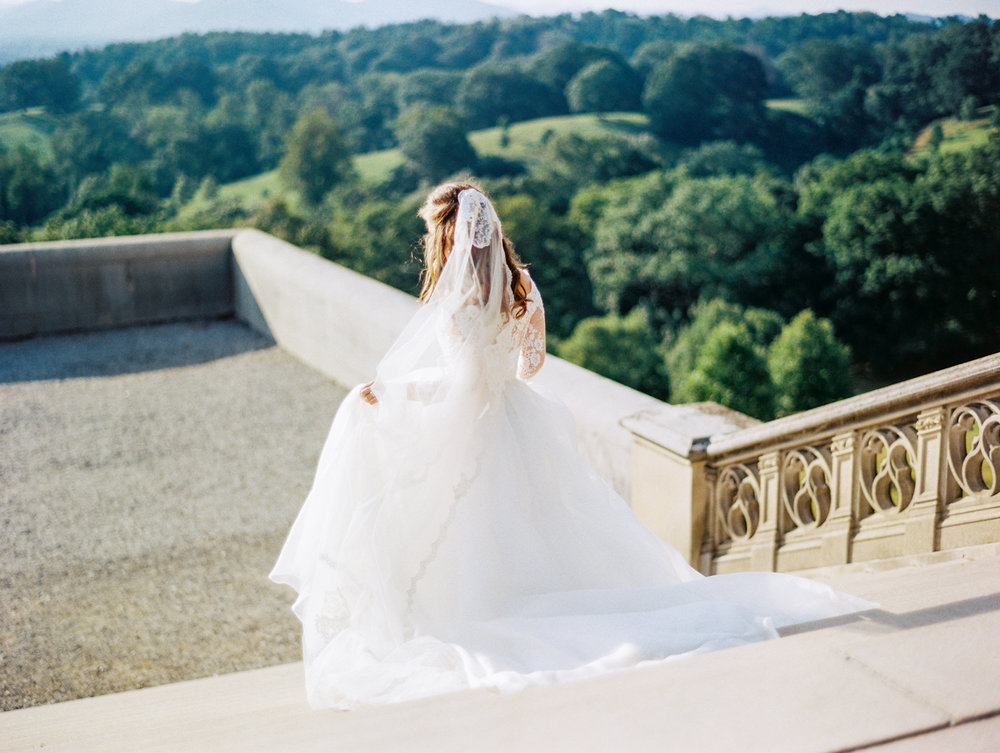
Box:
270;190;871;710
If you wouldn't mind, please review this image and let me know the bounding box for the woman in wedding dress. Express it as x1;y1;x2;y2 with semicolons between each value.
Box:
270;182;871;710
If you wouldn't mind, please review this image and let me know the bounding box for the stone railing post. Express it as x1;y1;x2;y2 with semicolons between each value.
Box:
821;431;857;566
906;407;947;553
621;403;761;571
750;451;782;572
629;435;708;566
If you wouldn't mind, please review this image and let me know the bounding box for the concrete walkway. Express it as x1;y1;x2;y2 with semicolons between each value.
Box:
3;544;998;753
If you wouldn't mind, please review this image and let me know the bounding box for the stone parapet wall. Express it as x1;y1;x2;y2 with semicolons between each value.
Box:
231;229;418;391
0;231;236;339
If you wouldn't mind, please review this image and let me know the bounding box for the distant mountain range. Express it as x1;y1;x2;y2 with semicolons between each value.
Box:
0;0;516;62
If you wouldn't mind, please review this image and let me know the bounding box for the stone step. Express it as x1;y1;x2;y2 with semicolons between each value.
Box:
3;547;999;753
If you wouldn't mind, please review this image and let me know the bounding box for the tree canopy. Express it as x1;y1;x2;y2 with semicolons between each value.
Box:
278;110;354;204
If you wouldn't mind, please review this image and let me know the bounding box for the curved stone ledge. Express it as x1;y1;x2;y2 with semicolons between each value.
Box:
707;352;1000;462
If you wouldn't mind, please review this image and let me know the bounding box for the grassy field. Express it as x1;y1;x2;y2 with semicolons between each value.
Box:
0;108;59;160
911;112;996;156
355;111;650;184
765;98;810;115
170;169;292;225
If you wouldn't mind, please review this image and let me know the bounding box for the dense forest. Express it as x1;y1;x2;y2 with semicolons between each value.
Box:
2;10;999;418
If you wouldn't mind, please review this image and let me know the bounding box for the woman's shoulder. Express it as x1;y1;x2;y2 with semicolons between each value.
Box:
516;267;535;295
515;267;542;313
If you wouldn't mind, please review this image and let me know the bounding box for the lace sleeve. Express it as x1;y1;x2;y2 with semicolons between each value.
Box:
517;302;546;381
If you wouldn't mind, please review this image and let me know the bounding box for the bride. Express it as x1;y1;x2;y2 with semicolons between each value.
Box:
270;182;871;710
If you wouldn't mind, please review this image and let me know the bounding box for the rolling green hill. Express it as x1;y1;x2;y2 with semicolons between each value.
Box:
356;112;650;184
0;109;59;160
911;112;996;156
178;111;652;218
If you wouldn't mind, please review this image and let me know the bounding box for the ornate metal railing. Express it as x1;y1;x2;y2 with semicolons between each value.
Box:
702;354;1000;573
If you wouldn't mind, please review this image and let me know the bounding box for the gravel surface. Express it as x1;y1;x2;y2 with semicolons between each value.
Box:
0;320;349;711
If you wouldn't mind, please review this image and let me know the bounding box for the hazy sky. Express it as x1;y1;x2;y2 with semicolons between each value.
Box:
0;0;996;15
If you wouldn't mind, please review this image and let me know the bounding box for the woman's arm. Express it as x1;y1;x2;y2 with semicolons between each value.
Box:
516;269;546;380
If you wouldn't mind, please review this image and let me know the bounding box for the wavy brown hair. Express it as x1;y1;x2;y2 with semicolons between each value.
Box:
417;181;529;318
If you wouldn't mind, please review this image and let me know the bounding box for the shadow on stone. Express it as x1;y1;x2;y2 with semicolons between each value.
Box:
779;591;1000;637
0;318;276;383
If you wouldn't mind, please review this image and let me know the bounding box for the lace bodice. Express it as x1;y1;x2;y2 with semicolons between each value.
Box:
440;270;546;394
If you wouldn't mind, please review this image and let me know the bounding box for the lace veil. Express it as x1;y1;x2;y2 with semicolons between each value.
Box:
344;188;515;633
371;187;510;418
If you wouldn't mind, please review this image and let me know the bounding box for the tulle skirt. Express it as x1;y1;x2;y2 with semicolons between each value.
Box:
270;379;872;710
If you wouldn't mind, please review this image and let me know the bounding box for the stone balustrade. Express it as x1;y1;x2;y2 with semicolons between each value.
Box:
625;353;1000;573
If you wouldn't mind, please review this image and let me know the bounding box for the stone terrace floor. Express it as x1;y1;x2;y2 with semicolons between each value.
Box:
0;320;348;711
2;544;999;753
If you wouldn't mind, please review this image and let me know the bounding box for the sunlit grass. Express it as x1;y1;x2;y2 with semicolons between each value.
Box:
219;170;283;203
765;98;809;115
470;111;649;163
911;114;995;156
354;148;405;183
0;108;58;160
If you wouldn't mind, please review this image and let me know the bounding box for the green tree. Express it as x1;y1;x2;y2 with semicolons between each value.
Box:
397;69;461;109
664;297;783;393
675;321;776;420
678;141;769;178
0;147;63;226
768;310;853;417
0;220;21;243
796;143;1000;377
51;111;146;189
528;42;623;95
325;190;423;293
565;59;642;114
99;58;166;107
776;38;880;104
371;34;442;73
557;309;670;400
208;78;295;169
958;95;978;121
249;198;332;253
163;58;218;106
494;194;597;339
36;205;157;241
643;43;768;145
394;105;477;183
928;122;944;151
68;163;159;217
279;110;354;205
534;132;660;210
0;56;80;113
914;139;1000;367
589;171;794;325
631;39;677;78
456;63;561;129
